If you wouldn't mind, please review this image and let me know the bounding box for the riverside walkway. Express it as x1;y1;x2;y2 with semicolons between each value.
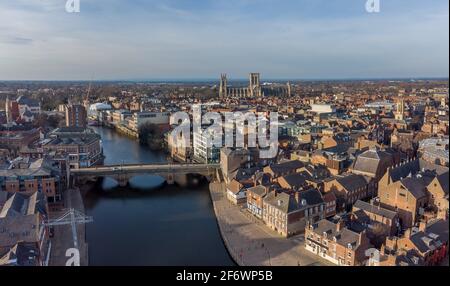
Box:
209;182;333;266
49;188;88;266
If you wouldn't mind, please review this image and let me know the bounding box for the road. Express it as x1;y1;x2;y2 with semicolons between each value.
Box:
71;163;220;176
48;188;89;266
209;182;333;266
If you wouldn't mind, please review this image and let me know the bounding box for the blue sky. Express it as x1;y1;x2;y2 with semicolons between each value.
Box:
0;0;448;80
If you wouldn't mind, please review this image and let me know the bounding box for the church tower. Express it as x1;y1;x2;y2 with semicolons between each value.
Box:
219;73;228;98
395;98;405;121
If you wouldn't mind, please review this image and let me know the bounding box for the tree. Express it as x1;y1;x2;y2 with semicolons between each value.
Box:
138;122;164;151
370;222;389;249
33;113;63;129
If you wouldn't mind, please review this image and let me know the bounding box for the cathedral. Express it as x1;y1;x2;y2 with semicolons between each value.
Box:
219;73;292;99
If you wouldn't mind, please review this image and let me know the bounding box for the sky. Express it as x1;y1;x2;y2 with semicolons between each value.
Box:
0;0;448;80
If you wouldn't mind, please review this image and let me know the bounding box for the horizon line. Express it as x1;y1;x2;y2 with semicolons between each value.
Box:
0;76;449;83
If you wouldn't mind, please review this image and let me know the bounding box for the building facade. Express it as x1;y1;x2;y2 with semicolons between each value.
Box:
305;219;370;266
65;104;87;128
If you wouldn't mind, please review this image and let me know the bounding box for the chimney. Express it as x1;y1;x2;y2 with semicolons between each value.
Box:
336;220;345;232
358;230;365;245
419;221;427;232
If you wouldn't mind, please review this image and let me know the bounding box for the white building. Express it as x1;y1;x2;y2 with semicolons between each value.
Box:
128;111;170;131
310;104;336;114
88;102;112;119
193;129;221;164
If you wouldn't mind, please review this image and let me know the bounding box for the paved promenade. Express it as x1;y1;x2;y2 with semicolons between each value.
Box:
209;182;333;266
49;188;89;266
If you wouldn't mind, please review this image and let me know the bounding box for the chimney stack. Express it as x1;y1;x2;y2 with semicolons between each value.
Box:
419;220;427;232
336;220;345;232
358;231;364;245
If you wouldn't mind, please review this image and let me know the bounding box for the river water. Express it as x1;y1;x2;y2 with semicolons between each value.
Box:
83;127;234;266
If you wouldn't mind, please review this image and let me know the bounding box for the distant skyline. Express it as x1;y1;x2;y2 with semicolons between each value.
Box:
0;0;449;80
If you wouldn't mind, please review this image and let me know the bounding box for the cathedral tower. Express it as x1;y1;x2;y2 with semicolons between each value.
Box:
219;73;228;98
249;73;261;97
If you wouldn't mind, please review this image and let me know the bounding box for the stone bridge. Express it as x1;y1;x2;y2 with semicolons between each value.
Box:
70;163;221;187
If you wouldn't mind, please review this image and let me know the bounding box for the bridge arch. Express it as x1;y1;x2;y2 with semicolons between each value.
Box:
70;163;220;189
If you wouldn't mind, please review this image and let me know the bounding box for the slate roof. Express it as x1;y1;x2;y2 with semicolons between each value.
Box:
389;160;421;182
264;192;292;213
425;219;449;244
399;177;427;199
389;159;449;182
21;109;35;118
336;174;368;192
436;173;449;196
300;188;325;206
0;192;47;219
353;148;393;176
353;200;398;220
322;144;351;155
16;96;40;107
246;185;267;197
0;214;41;247
0;166;52;178
0;192;7;207
280;171;312;189
45;133;100;146
0;242;40;266
267;160;304;175
235;167;261;182
310;219;363;249
410;231;444;254
264;189;324;214
253;171;271;186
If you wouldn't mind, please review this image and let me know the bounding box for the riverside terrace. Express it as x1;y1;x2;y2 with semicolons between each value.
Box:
69;163;221;187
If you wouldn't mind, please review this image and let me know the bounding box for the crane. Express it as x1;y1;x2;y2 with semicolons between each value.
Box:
45;208;93;249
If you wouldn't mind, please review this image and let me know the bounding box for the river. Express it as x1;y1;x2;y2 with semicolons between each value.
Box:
82;127;234;266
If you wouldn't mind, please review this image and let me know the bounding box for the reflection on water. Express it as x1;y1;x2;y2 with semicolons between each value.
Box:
83;127;234;266
101;175;166;190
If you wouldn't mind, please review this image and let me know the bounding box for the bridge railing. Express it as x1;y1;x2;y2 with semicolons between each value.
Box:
70;163;221;174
